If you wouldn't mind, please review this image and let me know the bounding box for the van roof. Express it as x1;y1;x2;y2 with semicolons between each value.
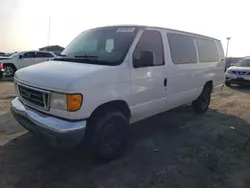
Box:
96;25;220;41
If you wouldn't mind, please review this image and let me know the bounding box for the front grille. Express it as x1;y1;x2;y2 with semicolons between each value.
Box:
235;71;247;75
17;84;50;110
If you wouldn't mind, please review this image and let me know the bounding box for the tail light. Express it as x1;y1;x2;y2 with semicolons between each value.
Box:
0;63;3;69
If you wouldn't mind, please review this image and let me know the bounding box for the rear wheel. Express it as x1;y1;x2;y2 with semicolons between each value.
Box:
192;86;211;114
86;111;129;160
4;64;16;77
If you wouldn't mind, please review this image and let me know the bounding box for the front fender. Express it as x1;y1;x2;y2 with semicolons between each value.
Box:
68;82;132;119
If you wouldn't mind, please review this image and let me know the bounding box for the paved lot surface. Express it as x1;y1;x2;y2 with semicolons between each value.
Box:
1;81;250;188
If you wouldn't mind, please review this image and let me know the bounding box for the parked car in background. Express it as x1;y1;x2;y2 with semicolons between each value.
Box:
0;63;6;79
225;57;250;86
0;51;56;77
225;57;242;70
11;25;225;160
0;52;6;56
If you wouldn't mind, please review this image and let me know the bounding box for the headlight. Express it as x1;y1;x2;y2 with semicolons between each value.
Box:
226;70;233;74
50;93;67;110
50;92;83;111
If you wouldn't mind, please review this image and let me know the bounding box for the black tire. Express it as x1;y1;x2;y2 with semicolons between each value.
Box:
225;81;231;87
4;64;16;77
192;86;211;114
86;111;129;160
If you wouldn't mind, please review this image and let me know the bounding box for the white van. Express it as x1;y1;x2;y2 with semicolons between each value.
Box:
1;51;56;76
11;26;225;159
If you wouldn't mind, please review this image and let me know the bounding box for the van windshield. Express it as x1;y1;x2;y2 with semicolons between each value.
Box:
55;27;138;66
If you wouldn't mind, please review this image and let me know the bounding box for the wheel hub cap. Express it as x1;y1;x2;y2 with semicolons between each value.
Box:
5;66;14;76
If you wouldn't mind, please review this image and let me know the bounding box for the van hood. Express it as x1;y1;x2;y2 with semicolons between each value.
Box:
15;61;108;91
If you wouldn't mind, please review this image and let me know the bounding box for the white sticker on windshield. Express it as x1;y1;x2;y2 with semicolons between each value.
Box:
117;28;135;32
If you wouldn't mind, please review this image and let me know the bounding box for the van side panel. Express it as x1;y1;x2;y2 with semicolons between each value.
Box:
214;41;225;92
164;31;224;110
163;32;202;110
193;39;225;93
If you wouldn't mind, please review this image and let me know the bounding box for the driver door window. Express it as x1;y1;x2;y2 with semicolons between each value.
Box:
133;30;164;68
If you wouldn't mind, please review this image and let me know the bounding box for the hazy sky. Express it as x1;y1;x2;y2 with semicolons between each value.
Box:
0;0;249;57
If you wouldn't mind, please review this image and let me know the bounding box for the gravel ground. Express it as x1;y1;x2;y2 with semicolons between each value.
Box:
1;81;250;188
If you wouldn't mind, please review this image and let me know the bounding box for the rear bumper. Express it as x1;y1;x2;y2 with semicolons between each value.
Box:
11;97;86;149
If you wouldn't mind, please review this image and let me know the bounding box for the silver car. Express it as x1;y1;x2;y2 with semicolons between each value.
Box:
225;57;250;86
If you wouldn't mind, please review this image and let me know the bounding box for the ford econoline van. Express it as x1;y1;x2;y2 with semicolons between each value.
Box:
11;26;225;159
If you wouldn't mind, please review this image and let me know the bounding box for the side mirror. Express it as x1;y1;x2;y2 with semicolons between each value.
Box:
134;50;155;68
19;55;23;59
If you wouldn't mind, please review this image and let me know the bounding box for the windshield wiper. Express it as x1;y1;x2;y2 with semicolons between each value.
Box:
54;54;99;62
74;55;99;58
57;54;67;57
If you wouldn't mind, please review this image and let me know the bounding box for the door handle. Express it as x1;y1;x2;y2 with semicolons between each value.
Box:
164;78;167;87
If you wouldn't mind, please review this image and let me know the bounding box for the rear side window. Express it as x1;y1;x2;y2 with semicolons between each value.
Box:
36;52;44;58
133;30;164;67
196;38;219;62
36;52;54;58
167;33;197;64
43;53;54;57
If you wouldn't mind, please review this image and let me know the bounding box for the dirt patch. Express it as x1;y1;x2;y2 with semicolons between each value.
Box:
0;81;16;115
1;82;250;188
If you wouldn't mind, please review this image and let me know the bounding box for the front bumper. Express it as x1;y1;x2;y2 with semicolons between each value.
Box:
11;97;86;149
225;73;250;85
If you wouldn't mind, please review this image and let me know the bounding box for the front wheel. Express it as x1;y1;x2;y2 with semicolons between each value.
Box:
86;111;129;160
192;86;211;114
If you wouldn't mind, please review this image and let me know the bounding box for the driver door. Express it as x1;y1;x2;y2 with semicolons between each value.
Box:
130;29;167;122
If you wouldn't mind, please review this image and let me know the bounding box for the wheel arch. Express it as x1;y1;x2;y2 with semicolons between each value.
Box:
3;63;17;76
3;63;17;70
89;100;131;120
204;80;213;92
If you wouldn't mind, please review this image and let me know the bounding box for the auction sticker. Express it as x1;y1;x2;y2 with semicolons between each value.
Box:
117;28;135;32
